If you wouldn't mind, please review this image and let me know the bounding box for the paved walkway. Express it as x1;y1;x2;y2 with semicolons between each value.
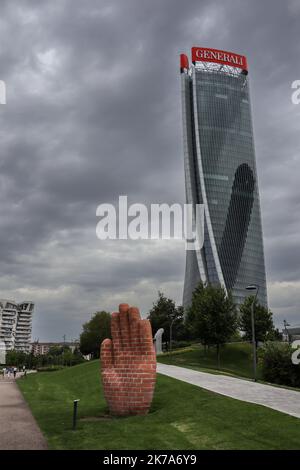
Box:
157;363;300;419
0;378;48;450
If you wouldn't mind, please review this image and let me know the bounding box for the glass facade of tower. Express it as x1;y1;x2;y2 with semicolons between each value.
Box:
181;49;267;309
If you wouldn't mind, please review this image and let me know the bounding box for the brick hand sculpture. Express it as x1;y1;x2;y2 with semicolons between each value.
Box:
100;304;156;416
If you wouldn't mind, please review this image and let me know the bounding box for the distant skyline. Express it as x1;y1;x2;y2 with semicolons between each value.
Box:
0;0;299;341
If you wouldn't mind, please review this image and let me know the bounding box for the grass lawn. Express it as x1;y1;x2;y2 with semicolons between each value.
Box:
158;342;261;379
18;360;300;450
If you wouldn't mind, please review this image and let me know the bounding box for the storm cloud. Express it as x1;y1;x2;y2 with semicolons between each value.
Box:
0;0;299;340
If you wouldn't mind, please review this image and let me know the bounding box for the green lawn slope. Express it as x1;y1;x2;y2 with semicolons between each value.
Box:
18;360;300;450
158;342;260;379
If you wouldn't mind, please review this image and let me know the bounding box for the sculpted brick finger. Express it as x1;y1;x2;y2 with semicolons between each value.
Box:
100;304;156;416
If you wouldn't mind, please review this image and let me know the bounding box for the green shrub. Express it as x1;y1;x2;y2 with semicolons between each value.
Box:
37;366;65;372
171;340;192;350
261;342;300;387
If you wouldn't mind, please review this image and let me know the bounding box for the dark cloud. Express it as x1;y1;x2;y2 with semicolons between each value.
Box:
0;0;299;340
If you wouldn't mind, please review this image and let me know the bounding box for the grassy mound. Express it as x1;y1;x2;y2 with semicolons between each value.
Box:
158;342;259;379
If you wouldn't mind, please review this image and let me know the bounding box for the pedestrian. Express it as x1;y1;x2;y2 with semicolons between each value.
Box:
13;367;17;379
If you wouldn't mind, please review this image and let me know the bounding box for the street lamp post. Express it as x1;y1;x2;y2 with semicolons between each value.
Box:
169;318;176;355
245;284;259;382
283;319;290;342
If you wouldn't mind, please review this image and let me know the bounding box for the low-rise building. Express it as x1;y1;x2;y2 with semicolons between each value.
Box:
0;299;34;353
285;327;300;342
31;341;79;356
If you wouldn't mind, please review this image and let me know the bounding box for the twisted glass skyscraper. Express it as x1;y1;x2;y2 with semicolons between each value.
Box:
181;47;267;308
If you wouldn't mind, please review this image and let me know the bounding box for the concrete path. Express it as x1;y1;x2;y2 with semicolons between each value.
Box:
0;378;48;450
157;363;300;419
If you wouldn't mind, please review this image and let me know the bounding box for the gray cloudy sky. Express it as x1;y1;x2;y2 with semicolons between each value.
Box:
0;0;300;341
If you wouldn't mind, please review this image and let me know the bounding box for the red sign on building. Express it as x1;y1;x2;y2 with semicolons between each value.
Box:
191;47;248;71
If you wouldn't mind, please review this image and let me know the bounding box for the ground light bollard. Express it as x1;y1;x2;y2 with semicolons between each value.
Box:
72;399;80;430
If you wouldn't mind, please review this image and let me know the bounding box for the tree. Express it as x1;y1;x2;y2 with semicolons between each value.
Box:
62;349;74;367
239;296;275;347
5;350;27;367
48;345;64;356
147;292;186;344
185;282;238;368
80;311;111;357
261;341;300;387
